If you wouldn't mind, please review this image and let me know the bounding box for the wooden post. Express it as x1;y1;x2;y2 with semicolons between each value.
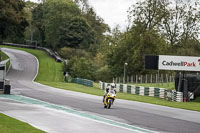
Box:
131;75;133;83
136;75;138;84
146;74;148;83
166;74;168;83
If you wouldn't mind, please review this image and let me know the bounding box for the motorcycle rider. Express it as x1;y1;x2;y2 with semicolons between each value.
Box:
103;83;117;103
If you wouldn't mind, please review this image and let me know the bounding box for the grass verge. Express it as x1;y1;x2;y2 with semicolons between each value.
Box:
0;50;10;72
130;82;175;90
1;45;200;112
0;113;44;133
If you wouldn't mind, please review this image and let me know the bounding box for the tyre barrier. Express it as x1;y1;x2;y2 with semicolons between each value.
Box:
99;81;183;102
0;79;11;95
2;42;62;63
72;78;93;87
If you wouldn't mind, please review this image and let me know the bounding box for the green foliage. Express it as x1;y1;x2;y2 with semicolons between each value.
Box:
128;0;167;31
83;8;109;53
59;47;90;59
106;0;200;77
174;38;200;56
0;0;28;43
59;17;94;49
74;0;109;54
65;56;95;80
31;3;45;46
31;0;105;51
29;0;110;82
96;65;112;82
35;0;81;49
106;23;168;77
61;47;114;82
193;97;200;103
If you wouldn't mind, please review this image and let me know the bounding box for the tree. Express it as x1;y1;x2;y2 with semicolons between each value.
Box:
179;0;200;46
74;0;109;53
43;0;81;49
74;0;90;13
0;0;28;44
174;38;200;56
107;20;168;77
128;0;168;31
66;56;96;80
59;17;94;49
32;4;46;46
120;0;169;75
161;0;200;50
24;1;38;44
117;0;200;76
59;47;90;59
83;8;109;53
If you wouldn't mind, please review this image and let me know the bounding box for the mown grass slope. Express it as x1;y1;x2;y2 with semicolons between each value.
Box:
0;50;10;71
0;113;44;133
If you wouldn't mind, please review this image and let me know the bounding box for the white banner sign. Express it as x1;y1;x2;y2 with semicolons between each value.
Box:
159;55;200;71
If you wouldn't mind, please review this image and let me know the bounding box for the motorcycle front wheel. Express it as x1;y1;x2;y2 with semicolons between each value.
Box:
107;99;113;109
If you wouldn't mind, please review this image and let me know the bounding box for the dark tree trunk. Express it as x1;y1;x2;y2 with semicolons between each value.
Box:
0;35;3;45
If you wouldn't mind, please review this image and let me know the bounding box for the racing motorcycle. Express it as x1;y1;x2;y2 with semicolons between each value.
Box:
104;89;116;109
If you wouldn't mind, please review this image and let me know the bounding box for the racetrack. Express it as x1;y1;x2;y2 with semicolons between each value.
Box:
1;48;200;133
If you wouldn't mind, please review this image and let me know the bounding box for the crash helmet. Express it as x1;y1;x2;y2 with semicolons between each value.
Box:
110;83;115;89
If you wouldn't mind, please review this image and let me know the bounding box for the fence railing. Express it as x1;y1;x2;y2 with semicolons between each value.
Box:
99;81;183;102
72;78;93;87
114;73;175;84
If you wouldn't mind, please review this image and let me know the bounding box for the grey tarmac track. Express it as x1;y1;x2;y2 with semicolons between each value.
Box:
1;48;200;133
0;98;141;133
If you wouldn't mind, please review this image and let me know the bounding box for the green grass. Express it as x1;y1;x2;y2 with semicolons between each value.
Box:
1;45;200;112
40;81;103;95
0;113;44;133
130;82;175;90
0;51;10;72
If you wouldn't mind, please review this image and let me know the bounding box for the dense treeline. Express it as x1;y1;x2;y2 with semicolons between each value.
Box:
1;0;200;82
0;0;28;44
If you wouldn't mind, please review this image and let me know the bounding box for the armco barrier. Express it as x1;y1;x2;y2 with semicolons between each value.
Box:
72;78;93;87
2;42;62;62
99;81;183;102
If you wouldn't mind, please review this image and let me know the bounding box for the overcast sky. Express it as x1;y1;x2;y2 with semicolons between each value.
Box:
27;0;134;30
88;0;133;30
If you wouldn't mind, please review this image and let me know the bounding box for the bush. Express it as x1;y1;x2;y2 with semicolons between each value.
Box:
96;65;112;82
65;56;96;80
59;47;75;59
59;47;90;59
